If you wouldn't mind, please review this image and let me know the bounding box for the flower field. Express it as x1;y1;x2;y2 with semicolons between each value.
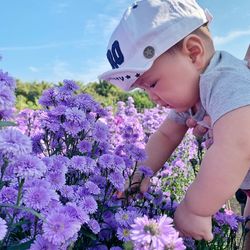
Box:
0;69;247;249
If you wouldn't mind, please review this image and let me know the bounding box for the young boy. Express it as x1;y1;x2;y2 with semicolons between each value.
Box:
99;0;250;241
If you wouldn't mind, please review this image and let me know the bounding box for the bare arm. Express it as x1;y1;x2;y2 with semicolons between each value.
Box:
119;117;188;195
185;106;250;216
144;117;188;174
174;106;250;241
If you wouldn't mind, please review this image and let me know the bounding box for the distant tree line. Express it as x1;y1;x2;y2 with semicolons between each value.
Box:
15;80;155;111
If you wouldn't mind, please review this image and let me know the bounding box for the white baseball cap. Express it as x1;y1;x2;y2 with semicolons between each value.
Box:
98;0;212;91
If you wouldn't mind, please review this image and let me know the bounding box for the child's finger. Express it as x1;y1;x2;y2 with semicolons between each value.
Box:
186;118;197;128
140;178;150;193
203;231;214;242
116;191;124;199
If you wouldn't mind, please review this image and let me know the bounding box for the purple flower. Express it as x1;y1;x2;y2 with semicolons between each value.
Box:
45;171;66;190
213;226;223;236
55;90;74;106
161;233;186;250
113;155;126;171
88;219;100;234
98;154;114;169
117;227;130;242
59;185;75;200
39;88;57;107
85;181;100;195
44;155;69;173
29;235;59;250
60;79;79;93
12;155;46;179
0;86;15;110
108;172;125;191
0;70;16;90
0;127;32;156
0;186;18;204
92;121;109;142
70;156;95;174
138;166;154;177
23;185;59;210
110;247;123;250
75;93;97;111
80;195;97;214
70;155;87;172
65;107;86;123
89;175;107;189
43;212;81;245
214;209;239;231
125;144;147;162
89;245;108;250
183;237;195;249
130;215;184;250
24;178;51;189
0;109;14;120
77;139;92;153
0;217;7;240
115;209;138;227
32;133;44;154
62;120;82;135
60;202;89;224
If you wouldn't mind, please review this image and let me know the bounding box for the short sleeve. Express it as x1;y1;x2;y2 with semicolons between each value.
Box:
201;71;250;126
167;109;190;125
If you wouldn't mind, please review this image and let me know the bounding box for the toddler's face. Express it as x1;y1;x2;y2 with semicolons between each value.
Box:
132;49;200;112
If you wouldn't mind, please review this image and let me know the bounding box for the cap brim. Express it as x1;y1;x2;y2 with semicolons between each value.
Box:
98;68;148;91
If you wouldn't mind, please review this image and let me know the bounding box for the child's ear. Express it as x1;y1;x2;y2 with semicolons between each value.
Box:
181;34;205;70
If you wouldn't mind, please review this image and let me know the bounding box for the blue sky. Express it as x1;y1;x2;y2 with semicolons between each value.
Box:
1;0;250;84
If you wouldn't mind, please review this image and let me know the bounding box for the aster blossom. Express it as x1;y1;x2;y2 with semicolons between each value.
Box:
23;185;59;210
0;127;32;157
29;235;59;250
130;215;185;250
11;154;46;179
0;217;7;241
42;212;81;245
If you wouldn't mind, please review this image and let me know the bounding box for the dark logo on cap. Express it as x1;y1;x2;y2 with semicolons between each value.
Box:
143;46;155;59
107;40;124;69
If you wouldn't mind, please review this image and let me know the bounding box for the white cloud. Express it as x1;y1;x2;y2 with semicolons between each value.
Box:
0;40;88;51
54;1;70;14
0;43;59;51
50;59;109;83
82;1;132;41
29;66;39;72
83;14;120;41
214;28;250;45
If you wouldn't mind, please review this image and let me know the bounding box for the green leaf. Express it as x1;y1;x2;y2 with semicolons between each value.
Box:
123;241;133;250
82;228;97;241
0;121;17;128
7;240;33;250
10;219;30;230
0;203;45;221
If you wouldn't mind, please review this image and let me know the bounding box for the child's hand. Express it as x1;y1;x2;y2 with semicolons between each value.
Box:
174;200;214;241
116;171;151;198
186;115;213;149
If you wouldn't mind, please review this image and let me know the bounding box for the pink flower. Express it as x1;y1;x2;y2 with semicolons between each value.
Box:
130;215;185;250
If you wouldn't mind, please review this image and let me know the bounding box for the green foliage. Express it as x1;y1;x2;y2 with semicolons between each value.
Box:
82;80;155;110
15;80;53;110
15;80;155;111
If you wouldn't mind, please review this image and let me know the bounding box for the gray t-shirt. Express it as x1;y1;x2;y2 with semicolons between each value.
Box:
168;50;250;188
169;50;250;126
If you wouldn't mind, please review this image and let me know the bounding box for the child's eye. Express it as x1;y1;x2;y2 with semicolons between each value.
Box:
149;82;157;88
